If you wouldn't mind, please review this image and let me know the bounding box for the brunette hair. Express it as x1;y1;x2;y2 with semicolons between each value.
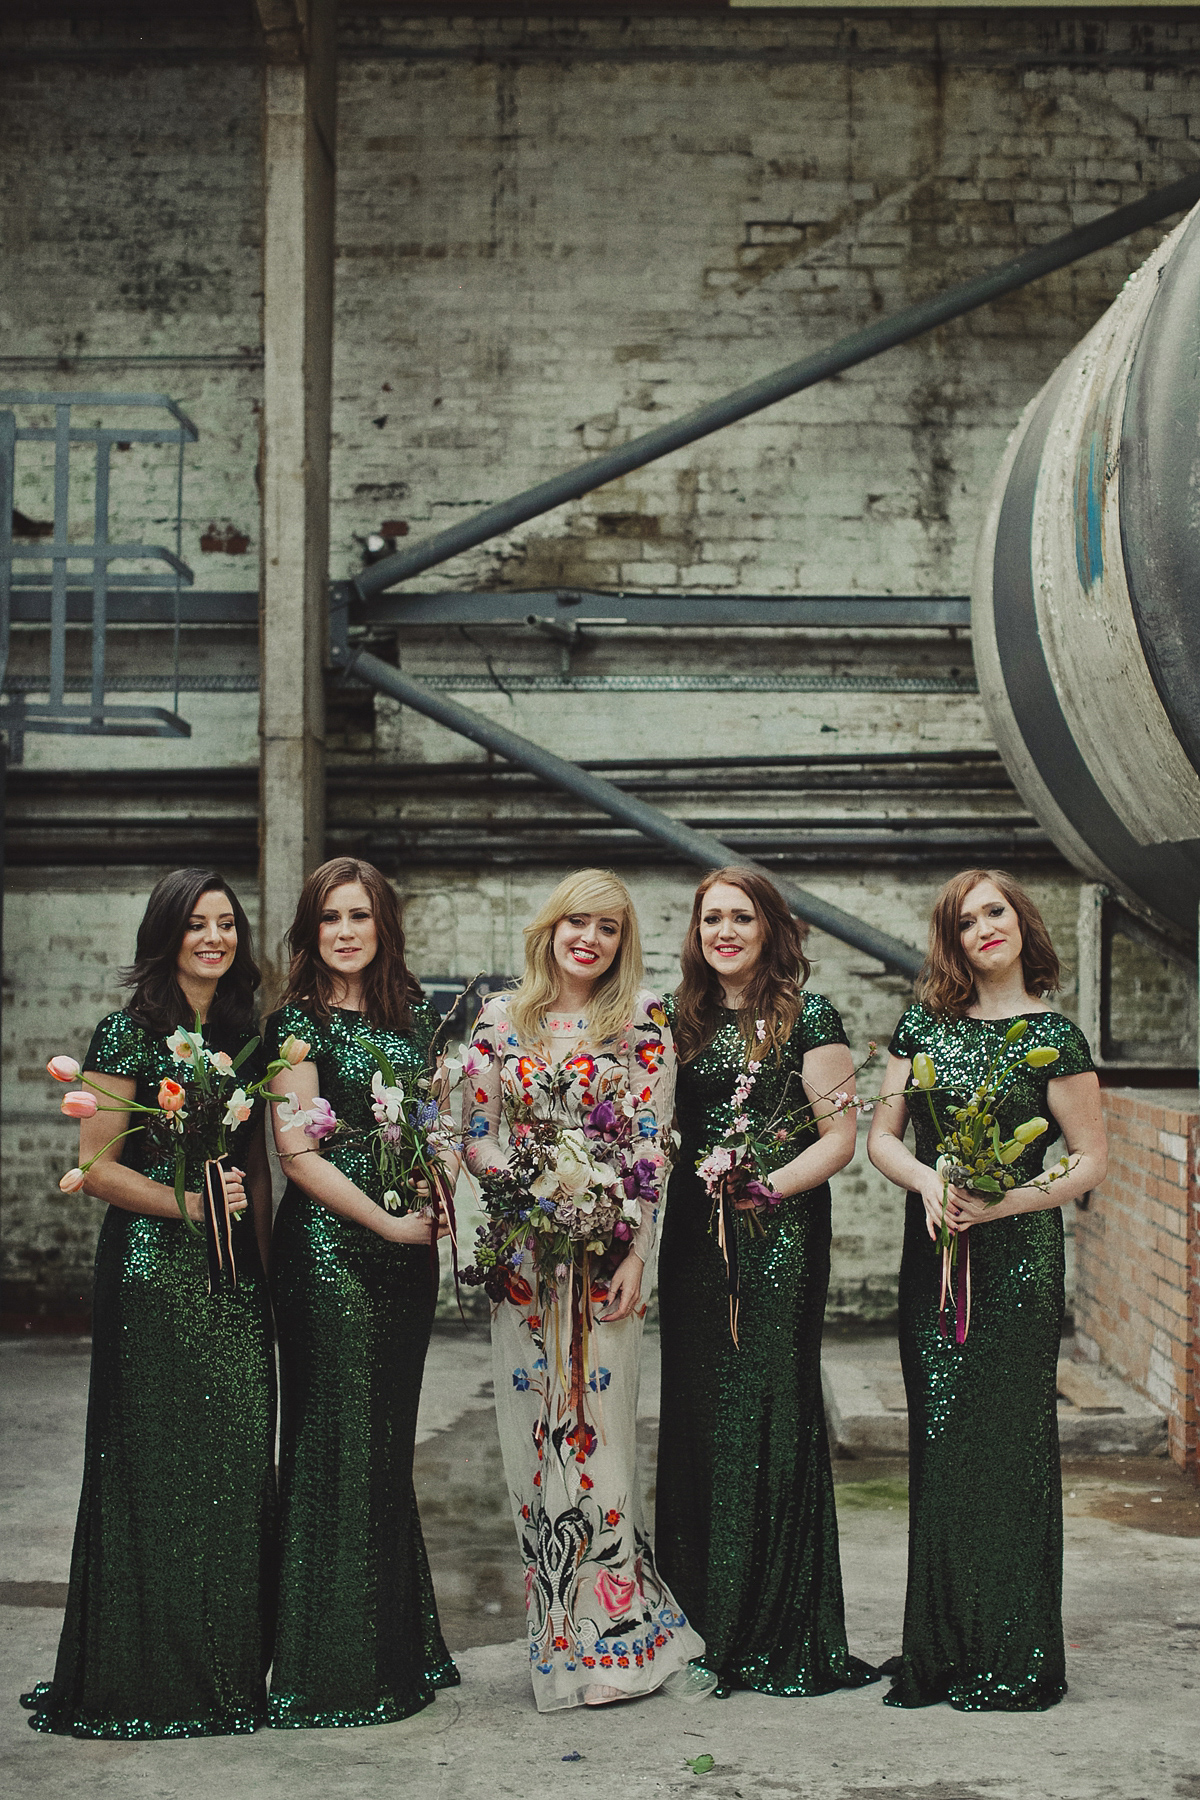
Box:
121;868;260;1042
916;868;1061;1019
673;866;812;1064
509;869;645;1050
280;857;423;1031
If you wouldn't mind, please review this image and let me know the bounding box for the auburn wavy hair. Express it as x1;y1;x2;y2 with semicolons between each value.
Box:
673;866;812;1064
122;868;260;1043
280;857;423;1031
509;869;645;1051
916;868;1061;1019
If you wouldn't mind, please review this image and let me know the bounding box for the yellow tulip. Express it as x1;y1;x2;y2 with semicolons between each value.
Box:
1025;1047;1060;1068
911;1052;937;1090
1013;1116;1049;1144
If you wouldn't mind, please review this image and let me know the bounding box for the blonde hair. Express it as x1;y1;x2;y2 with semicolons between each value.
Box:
509;869;645;1050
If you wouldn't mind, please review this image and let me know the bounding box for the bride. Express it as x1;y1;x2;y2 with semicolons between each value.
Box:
462;868;705;1710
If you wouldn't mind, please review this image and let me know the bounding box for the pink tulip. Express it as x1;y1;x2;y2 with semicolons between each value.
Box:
59;1167;87;1193
593;1568;636;1617
47;1055;81;1083
61;1091;98;1119
157;1078;187;1112
280;1034;311;1067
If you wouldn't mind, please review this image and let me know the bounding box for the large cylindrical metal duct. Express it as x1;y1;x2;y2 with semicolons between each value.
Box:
972;201;1200;936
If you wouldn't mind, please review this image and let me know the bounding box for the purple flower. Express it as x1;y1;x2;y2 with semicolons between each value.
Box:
613;1220;632;1240
304;1097;338;1141
621;1157;659;1202
584;1098;622;1142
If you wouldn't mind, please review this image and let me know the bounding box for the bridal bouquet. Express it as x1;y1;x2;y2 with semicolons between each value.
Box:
462;1094;658;1306
909;1017;1070;1340
49;1023;308;1290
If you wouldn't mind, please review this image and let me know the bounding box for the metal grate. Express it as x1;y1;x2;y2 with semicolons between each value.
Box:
0;390;199;758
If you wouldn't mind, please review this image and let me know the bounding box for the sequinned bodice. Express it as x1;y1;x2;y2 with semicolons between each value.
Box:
667;991;849;1162
266;1001;437;1206
889;1004;1095;1186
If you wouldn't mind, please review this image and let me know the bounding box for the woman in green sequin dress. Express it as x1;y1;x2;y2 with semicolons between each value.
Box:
869;869;1106;1712
656;867;877;1699
22;869;277;1739
266;857;458;1729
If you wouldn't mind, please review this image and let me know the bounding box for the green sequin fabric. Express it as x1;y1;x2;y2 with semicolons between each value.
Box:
885;1004;1095;1712
266;1003;458;1729
655;994;877;1697
22;1011;277;1739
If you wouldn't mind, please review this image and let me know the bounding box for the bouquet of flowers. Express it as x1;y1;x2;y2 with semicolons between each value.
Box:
909;1017;1070;1341
695;1022;876;1345
462;1085;661;1432
48;1023;309;1291
271;980;485;1294
461;1092;656;1305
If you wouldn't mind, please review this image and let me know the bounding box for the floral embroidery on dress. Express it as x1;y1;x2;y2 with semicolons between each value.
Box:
463;990;704;1709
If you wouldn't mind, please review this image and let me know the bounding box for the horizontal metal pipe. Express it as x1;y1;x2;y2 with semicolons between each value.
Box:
342;647;925;976
359;592;973;629
355;173;1200;599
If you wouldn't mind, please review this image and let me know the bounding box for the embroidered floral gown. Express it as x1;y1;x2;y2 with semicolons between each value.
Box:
885;1004;1095;1711
463;991;705;1710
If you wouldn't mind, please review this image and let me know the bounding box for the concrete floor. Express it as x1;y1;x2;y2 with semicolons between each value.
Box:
3;1328;1198;1800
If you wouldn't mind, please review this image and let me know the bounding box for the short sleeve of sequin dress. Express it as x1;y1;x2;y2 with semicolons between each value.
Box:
885;1004;1095;1713
22;1011;277;1740
266;1001;458;1729
655;992;876;1697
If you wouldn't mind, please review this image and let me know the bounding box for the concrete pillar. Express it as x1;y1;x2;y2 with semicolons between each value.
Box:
257;0;336;997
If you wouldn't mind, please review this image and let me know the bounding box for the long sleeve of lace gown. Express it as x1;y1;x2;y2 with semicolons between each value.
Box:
462;996;511;1177
626;991;676;1264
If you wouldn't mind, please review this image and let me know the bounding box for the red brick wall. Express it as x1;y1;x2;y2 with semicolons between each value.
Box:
1074;1089;1199;1477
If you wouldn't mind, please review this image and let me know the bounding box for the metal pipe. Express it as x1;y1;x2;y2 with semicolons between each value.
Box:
339;646;925;976
355;173;1200;599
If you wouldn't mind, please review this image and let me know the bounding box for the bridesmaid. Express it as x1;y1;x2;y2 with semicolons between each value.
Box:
868;868;1106;1711
266;856;458;1729
462;868;705;1710
22;869;276;1737
656;866;876;1699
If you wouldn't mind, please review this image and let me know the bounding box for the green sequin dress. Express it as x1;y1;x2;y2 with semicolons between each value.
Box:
655;994;876;1698
22;1011;277;1739
885;1003;1095;1712
266;1003;458;1730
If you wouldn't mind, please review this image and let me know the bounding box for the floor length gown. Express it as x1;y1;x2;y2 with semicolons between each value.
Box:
885;1003;1094;1711
464;991;705;1711
22;1011;277;1738
656;995;876;1698
267;1002;458;1729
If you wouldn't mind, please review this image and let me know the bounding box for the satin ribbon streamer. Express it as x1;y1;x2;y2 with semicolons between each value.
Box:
202;1156;238;1295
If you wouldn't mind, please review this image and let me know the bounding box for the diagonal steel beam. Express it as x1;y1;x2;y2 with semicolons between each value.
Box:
353;172;1200;601
335;645;925;977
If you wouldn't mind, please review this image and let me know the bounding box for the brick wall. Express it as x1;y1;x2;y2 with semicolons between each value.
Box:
1075;1090;1200;1478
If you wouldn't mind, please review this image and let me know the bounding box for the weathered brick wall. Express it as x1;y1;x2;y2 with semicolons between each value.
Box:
1075;1091;1200;1477
5;10;1199;1319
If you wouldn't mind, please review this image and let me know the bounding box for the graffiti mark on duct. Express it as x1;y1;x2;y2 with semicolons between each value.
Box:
1072;378;1122;593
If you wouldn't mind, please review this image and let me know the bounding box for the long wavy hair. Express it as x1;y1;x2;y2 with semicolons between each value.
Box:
916;868;1061;1019
280;857;423;1031
121;868;260;1043
673;866;812;1064
509;869;645;1050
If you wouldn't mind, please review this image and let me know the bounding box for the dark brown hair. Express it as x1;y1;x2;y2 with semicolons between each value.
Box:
122;868;260;1043
281;857;423;1031
916;868;1061;1019
673;866;812;1064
